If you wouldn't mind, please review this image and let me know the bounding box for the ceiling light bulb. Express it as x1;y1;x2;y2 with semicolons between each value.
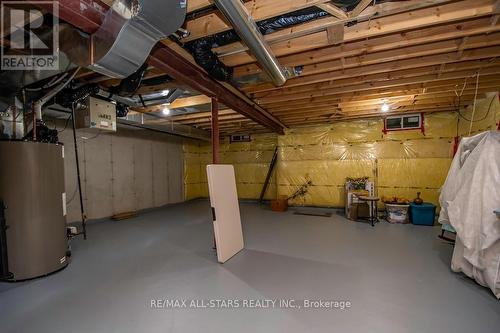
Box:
381;103;389;112
162;107;170;115
161;89;170;96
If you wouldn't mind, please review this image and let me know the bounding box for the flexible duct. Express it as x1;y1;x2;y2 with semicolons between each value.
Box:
185;7;330;83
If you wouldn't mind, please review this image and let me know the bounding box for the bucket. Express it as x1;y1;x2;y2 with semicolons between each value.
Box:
271;195;288;212
385;203;410;223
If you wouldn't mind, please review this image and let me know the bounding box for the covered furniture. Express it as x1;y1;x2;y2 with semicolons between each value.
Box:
439;131;500;298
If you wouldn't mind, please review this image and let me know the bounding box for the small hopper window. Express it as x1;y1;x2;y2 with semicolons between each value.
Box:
230;134;251;143
384;114;422;132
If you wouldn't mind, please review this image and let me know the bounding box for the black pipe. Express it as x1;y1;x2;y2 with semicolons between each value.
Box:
141;74;173;86
0;200;13;280
109;63;148;97
56;84;100;109
259;146;278;204
71;103;87;240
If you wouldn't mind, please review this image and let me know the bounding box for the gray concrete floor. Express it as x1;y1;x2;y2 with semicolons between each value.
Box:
1;200;499;333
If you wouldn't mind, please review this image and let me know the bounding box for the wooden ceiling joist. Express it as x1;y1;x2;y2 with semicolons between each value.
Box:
187;0;213;13
73;0;500;133
55;0;285;134
349;0;373;18
316;2;348;19
254;67;500;104
233;17;500;76
183;0;334;42
266;93;483;114
245;43;500;93
217;0;497;67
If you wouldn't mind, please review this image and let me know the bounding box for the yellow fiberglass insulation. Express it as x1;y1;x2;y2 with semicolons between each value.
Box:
183;94;500;209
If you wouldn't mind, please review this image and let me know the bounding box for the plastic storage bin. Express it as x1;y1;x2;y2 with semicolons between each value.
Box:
410;203;436;226
385;203;410;223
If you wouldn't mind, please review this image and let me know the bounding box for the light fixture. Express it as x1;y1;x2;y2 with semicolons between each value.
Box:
381;102;390;112
161;89;170;96
162;107;170;115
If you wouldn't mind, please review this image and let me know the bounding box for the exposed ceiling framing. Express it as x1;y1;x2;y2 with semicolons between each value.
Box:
56;0;500;135
51;0;286;135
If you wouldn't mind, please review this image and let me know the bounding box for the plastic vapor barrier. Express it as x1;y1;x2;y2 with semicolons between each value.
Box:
184;134;277;200
184;95;500;209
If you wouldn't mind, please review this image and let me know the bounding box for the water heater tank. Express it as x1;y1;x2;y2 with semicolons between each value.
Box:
0;141;68;280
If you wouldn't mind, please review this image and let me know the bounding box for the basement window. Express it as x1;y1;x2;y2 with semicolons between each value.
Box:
230;134;251;143
384;113;422;132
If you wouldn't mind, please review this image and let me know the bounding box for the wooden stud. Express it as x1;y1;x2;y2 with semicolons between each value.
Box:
326;24;345;45
317;2;348;19
349;0;373;18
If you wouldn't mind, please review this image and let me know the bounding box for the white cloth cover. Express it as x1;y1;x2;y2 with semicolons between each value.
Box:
439;131;500;298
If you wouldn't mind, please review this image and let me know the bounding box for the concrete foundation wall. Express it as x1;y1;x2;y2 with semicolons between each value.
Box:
58;125;184;223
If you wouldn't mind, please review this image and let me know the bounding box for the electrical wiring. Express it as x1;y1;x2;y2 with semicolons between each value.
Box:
57;114;73;133
65;187;78;205
43;118;57;130
24;72;69;92
457;94;495;123
468;72;480;135
453;73;495;123
80;130;102;141
23;61;74;92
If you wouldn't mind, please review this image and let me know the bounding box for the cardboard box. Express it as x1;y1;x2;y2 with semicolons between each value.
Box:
349;202;370;221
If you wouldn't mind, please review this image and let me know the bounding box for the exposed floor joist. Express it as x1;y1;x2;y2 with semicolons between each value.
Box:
52;0;285;134
73;0;500;134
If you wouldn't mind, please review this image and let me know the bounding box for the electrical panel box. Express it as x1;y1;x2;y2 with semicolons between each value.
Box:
75;97;116;131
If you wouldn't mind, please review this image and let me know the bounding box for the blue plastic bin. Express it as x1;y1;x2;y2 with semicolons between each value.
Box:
409;202;436;226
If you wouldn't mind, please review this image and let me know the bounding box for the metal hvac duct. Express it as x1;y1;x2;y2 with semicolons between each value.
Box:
89;0;187;78
213;0;288;86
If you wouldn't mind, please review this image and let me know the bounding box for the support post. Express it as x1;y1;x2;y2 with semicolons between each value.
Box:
211;98;219;164
211;97;219;251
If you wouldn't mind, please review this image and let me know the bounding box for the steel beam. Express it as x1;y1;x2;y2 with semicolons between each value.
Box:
211;98;220;164
47;0;285;134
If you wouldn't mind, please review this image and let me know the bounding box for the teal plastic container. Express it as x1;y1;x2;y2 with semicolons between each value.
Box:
410;202;436;226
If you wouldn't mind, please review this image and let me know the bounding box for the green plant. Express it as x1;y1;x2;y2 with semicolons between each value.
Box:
346;176;369;190
288;180;313;200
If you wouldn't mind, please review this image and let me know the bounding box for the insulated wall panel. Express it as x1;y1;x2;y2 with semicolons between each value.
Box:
82;134;113;219
111;136;136;213
378;158;452;188
133;140;154;210
152;140;169;207
458;93;500;136
167;141;184;203
57;122;184;222
184;98;500;208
